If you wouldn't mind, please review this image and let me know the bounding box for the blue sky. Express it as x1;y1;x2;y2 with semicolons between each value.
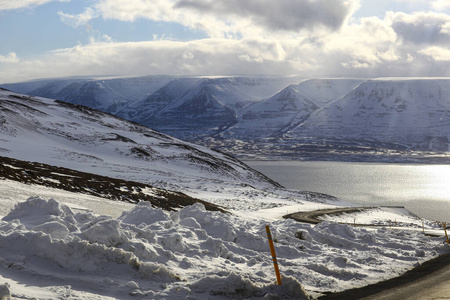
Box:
1;0;450;83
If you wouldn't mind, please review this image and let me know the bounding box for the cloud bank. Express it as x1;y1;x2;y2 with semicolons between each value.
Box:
175;0;359;32
1;0;450;83
0;0;69;11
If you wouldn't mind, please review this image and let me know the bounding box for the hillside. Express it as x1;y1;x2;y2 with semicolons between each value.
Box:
3;77;450;162
219;84;319;140
211;78;450;162
283;79;450;158
0;155;224;212
0;88;292;210
1;76;176;114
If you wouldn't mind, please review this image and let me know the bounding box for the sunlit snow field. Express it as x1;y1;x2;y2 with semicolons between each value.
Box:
0;179;449;299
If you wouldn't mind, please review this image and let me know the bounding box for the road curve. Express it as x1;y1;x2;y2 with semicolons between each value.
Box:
284;206;388;225
284;207;450;300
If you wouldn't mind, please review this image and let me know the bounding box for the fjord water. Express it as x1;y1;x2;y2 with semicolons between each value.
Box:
245;161;450;222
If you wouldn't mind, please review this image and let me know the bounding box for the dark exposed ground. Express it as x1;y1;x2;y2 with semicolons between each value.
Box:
0;155;226;212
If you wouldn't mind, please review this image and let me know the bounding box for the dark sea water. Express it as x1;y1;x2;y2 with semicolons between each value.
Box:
245;160;450;222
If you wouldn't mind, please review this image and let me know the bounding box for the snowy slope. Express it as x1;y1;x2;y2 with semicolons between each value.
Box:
288;79;450;152
294;78;364;107
2;76;302;142
116;78;201;123
117;76;301;140
3;77;450;161
0;88;290;208
220;84;319;140
2;76;175;114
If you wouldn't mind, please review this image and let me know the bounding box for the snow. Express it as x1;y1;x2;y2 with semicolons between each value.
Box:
318;207;447;236
0;89;281;206
1;75;176;114
4;77;450;162
0;194;448;299
287;79;450;152
1;86;450;299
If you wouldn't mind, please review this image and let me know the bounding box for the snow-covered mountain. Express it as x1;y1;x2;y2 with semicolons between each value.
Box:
2;75;175;114
293;78;364;107
220;79;364;140
0;88;282;206
206;78;450;162
220;84;320;140
117;76;302;139
116;78;201;123
3;75;303;141
286;79;450;153
3;76;449;162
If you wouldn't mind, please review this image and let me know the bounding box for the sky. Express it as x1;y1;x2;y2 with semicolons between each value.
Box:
1;0;450;83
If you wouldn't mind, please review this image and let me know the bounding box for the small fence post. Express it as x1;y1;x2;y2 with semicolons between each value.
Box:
444;222;449;244
265;225;282;285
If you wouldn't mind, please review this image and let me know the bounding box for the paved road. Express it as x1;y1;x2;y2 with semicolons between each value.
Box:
284;206;388;225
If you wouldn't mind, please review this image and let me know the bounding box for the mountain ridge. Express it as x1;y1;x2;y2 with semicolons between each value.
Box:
2;76;449;162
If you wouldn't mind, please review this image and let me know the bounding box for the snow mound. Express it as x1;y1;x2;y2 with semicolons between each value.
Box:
0;197;448;299
119;201;168;226
0;284;10;300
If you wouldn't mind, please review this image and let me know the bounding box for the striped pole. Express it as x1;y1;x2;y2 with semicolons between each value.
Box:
266;225;282;285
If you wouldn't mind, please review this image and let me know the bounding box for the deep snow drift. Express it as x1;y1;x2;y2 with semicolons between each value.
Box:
0;196;448;299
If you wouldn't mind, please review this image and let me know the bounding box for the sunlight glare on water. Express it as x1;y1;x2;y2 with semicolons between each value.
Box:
245;161;450;222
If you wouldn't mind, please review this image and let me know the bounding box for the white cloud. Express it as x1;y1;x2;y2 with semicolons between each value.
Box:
390;12;450;45
175;0;360;32
3;1;450;83
420;46;450;61
431;0;450;11
73;0;360;39
0;52;19;63
58;7;97;27
0;39;296;83
0;0;69;11
93;0;175;22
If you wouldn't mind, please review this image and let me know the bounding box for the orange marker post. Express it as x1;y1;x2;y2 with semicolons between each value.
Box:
266;225;282;285
444;222;449;244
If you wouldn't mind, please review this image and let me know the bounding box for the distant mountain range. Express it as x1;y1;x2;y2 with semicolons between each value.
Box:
3;76;450;162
